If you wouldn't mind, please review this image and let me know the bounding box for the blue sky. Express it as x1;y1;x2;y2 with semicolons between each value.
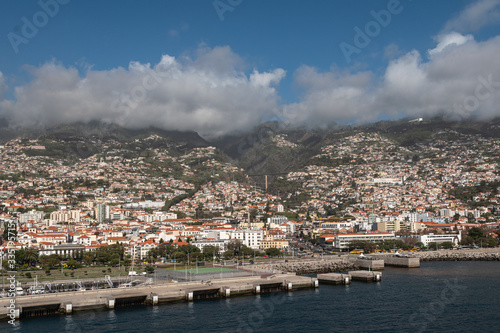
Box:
1;0;500;137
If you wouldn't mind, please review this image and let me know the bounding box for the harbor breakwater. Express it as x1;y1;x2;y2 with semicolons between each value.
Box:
412;249;500;261
253;259;357;274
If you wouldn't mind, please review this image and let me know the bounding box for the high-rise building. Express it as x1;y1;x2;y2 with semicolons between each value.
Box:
95;203;109;223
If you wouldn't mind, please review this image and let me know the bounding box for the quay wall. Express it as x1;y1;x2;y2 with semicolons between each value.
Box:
0;274;317;321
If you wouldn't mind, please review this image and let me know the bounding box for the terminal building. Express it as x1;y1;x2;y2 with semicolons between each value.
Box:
334;232;395;250
417;232;461;247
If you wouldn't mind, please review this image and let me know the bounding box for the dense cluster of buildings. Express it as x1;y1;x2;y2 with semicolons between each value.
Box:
0;128;499;258
289;132;499;226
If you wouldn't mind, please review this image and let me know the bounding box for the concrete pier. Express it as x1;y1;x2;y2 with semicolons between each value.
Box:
349;271;382;282
348;257;384;270
317;273;351;285
383;256;420;268
348;254;421;269
0;274;317;320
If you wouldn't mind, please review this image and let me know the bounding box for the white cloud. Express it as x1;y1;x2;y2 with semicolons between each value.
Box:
250;69;286;88
443;0;500;33
0;46;285;139
428;32;474;57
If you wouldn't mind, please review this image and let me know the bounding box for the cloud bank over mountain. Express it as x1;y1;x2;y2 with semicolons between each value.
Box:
285;32;500;128
1;0;500;138
0;46;285;139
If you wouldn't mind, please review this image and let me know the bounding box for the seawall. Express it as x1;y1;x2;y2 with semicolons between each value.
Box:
253;258;357;274
412;249;500;261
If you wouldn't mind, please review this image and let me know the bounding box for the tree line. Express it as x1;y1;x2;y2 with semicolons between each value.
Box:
1;244;127;273
147;240;283;262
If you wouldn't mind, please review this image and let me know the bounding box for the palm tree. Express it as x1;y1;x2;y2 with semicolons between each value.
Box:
25;248;39;267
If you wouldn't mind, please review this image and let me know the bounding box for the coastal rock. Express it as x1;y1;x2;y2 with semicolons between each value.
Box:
253;260;357;275
412;250;500;261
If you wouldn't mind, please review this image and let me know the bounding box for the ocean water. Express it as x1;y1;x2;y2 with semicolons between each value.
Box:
2;261;500;333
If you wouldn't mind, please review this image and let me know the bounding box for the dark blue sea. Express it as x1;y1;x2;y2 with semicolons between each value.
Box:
2;261;500;332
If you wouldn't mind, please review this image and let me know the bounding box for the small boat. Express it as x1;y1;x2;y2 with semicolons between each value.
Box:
28;286;45;295
28;275;46;295
15;286;25;296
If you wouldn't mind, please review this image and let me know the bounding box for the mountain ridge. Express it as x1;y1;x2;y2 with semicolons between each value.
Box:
2;117;500;178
